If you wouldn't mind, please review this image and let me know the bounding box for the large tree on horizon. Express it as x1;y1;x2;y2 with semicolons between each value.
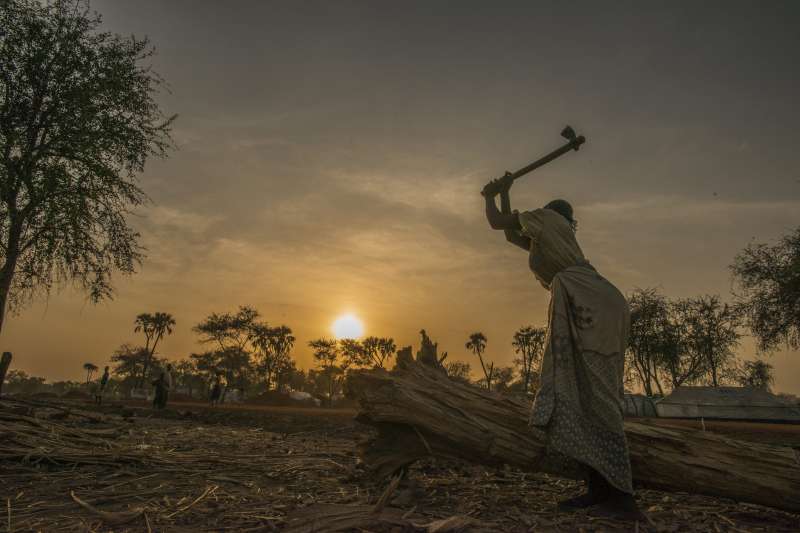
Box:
193;306;260;397
465;332;492;390
731;227;800;353
134;312;175;387
0;0;175;335
308;338;342;407
252;323;295;391
678;295;741;387
82;361;97;383
512;325;546;394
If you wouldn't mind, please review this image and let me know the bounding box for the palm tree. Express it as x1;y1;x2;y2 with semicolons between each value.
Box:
83;362;99;383
465;332;493;390
134;312;176;387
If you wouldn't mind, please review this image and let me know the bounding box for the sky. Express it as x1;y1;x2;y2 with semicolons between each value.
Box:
3;0;799;393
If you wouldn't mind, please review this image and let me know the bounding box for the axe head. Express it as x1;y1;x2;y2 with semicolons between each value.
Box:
561;125;584;151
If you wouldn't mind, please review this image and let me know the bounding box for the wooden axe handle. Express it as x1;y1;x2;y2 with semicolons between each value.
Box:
506;134;586;183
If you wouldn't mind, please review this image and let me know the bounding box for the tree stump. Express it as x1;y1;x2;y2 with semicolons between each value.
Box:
348;361;800;513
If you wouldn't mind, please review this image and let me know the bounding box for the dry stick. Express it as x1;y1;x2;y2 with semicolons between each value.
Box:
69;491;144;526
165;485;218;519
371;475;401;514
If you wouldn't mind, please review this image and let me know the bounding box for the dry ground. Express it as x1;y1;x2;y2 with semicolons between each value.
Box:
1;398;798;532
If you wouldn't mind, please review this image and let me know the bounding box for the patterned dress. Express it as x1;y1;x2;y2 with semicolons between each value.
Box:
518;208;634;494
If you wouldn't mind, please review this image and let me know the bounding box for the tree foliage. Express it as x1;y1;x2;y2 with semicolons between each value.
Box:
133;311;175;386
0;0;175;332
339;336;396;369
251;323;295;391
677;295;740;387
308;338;342;406
627;288;670;396
82;361;97;383
731;227;800;352
626;289;741;395
444;360;472;384
737;359;775;391
512;326;546;394
465;331;493;390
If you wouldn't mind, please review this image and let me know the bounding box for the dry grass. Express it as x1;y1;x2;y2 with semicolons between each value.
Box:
1;397;798;532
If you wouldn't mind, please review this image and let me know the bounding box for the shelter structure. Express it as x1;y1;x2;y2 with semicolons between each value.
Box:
623;393;658;417
655;386;800;422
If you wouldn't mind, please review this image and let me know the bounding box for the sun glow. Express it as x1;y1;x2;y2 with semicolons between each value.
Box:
332;314;364;339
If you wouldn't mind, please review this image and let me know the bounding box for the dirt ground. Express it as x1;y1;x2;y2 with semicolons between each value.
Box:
2;398;799;532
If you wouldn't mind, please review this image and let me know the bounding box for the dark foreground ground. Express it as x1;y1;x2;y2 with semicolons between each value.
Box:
1;398;799;532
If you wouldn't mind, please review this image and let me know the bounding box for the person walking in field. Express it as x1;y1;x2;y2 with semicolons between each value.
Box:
209;373;223;407
152;363;173;409
95;366;110;405
482;175;642;520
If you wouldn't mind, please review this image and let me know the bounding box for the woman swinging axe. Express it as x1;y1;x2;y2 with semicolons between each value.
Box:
481;171;645;521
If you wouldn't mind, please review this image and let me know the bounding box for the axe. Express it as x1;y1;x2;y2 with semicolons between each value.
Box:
482;125;586;195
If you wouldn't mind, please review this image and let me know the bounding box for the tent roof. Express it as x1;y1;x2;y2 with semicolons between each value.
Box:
658;386;792;408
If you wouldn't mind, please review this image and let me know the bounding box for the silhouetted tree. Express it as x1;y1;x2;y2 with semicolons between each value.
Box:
309;338;341;406
134;312;175;387
466;332;493;390
110;344;148;380
655;308;697;390
678;295;740;387
627;288;670;396
83;362;98;384
190;351;220;388
251;323;295;391
731;227;800;352
110;343;162;394
444;360;472;384
339;338;366;368
3;370;45;395
194;306;261;396
512;326;546;394
358;336;396;369
194;306;258;354
173;358;204;398
0;0;175;334
738;360;775;391
491;366;516;392
217;347;253;398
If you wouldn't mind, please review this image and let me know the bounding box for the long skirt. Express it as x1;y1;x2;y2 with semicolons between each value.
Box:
529;264;634;494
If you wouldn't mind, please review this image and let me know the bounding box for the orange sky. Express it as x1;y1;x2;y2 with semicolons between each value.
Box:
2;1;798;394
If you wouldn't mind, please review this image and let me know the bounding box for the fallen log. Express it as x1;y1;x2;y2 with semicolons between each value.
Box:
348;361;800;513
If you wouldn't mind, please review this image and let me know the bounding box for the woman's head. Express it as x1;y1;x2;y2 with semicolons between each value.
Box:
543;199;577;231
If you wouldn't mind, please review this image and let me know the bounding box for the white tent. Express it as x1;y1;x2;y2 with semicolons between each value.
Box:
656;386;800;422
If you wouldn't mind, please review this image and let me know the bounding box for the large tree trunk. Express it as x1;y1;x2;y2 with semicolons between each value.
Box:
347;361;800;513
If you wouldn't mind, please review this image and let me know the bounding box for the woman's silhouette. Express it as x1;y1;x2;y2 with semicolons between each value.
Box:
482;174;643;520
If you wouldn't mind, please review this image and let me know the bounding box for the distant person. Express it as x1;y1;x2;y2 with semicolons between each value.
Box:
0;352;12;398
152;368;165;409
95;366;110;405
161;363;173;409
209;373;223;407
152;364;173;410
482;176;642;521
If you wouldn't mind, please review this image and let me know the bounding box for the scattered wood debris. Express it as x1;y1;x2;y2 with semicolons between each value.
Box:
1;397;798;531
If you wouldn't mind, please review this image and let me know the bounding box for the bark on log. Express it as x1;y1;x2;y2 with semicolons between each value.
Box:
348;362;800;513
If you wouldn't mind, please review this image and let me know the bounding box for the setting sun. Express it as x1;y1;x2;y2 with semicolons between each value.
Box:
332;313;364;339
